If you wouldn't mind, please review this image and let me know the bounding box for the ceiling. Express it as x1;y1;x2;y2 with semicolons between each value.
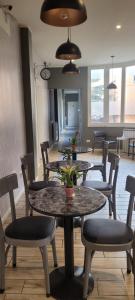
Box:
3;0;135;67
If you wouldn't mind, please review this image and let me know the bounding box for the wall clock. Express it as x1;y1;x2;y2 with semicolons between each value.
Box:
40;62;51;80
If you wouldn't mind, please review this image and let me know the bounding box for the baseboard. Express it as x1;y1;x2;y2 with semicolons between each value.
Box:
2;187;24;224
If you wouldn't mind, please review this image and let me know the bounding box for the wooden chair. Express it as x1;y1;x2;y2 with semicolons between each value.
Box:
90;140;109;182
92;130;106;152
21;153;59;216
0;173;58;296
82;152;120;219
82;175;135;300
40;141;50;181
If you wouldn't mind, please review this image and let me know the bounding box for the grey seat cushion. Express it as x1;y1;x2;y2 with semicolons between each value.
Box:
83;219;133;244
5;216;55;240
82;180;112;191
29;180;59;191
91;163;104;169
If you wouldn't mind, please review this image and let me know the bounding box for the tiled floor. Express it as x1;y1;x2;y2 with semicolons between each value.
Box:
2;149;135;300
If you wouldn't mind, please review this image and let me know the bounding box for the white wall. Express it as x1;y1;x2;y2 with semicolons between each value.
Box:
33;56;49;166
0;15;26;217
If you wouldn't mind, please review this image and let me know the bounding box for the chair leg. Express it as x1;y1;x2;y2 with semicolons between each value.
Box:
132;245;135;298
132;147;135;160
40;246;50;297
112;193;117;220
0;238;5;293
51;238;58;268
12;246;17;268
83;248;92;300
126;250;131;273
108;195;112;217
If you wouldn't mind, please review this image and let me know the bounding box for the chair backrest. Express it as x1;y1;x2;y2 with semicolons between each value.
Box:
125;175;135;227
93;130;106;138
21;153;35;191
0;174;18;224
102;140;109;165
108;152;120;191
40;141;49;180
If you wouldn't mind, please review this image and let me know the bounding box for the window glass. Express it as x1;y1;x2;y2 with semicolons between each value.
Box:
91;69;104;122
109;68;122;123
125;66;135;123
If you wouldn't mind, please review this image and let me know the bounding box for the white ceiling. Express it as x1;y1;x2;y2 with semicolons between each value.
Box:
3;0;135;67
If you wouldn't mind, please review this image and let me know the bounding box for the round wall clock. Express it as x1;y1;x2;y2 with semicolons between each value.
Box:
40;62;51;80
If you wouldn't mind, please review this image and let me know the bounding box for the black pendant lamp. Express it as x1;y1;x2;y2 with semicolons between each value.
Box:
62;61;79;75
56;28;81;60
40;0;87;27
107;56;117;89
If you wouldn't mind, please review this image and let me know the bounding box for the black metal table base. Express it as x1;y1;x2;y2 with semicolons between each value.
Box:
50;266;94;300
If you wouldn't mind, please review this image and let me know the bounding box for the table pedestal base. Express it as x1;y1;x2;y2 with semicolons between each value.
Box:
50;266;94;300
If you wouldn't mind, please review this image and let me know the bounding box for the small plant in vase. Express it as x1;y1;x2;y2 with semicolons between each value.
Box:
71;131;80;152
56;165;81;199
62;149;72;164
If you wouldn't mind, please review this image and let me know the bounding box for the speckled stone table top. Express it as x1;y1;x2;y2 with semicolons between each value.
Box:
29;186;106;218
58;146;92;154
46;160;93;172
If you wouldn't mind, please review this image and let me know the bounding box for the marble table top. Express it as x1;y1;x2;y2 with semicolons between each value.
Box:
29;186;106;218
58;146;92;154
46;160;93;172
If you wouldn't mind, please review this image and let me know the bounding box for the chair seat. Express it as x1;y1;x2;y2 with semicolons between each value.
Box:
29;180;59;191
91;162;104;169
129;143;135;147
83;219;133;244
82;180;112;191
5;216;55;240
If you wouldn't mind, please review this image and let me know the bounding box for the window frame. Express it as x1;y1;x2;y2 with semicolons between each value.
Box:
88;61;135;127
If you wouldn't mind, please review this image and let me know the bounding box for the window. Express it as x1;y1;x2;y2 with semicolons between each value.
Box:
125;66;135;123
88;63;135;126
90;69;104;122
109;68;122;123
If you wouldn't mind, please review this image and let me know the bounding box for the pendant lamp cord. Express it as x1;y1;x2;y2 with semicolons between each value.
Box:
111;55;114;82
68;27;71;42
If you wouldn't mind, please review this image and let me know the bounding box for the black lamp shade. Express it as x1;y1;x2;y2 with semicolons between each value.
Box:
40;0;87;27
62;61;79;75
56;40;81;60
107;82;117;89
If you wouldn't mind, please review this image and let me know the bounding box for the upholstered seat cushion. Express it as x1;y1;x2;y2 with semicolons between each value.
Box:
29;180;59;191
83;219;133;244
82;180;112;191
91;163;104;169
5;216;55;240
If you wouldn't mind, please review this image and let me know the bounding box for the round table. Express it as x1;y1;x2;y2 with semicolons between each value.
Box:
46;160;93;185
58;146;92;160
29;186;106;300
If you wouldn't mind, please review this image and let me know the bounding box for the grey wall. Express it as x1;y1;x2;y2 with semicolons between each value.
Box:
0;16;26;217
48;67;88;142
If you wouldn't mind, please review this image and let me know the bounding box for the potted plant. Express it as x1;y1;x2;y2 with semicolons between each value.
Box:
62;149;72;164
57;165;81;198
71;131;80;151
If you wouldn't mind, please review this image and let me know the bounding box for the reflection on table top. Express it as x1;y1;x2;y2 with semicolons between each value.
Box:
46;160;93;172
29;186;106;218
58;146;92;154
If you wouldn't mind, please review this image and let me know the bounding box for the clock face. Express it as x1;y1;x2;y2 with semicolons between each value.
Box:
40;67;51;80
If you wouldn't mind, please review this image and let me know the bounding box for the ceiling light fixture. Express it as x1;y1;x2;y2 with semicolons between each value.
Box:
56;28;81;60
107;55;117;89
40;0;87;27
0;4;13;11
116;24;122;30
62;61;79;75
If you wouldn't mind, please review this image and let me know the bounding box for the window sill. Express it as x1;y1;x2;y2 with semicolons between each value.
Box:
88;123;135;128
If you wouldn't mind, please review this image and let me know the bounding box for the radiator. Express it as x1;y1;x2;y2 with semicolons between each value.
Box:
122;128;135;152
